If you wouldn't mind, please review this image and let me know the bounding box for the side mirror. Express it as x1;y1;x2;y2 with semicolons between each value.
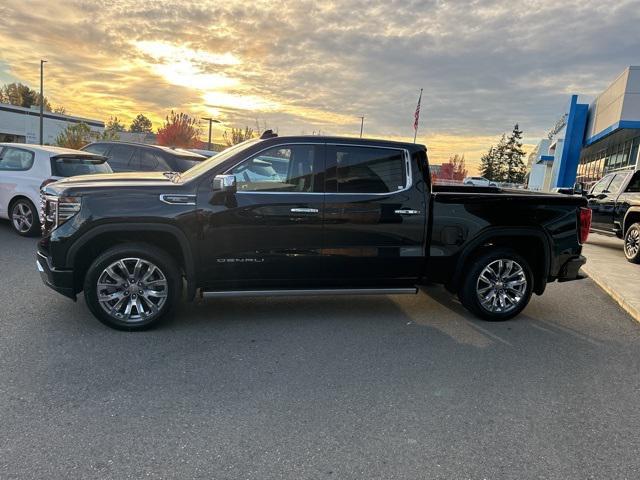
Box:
213;174;237;193
573;182;585;196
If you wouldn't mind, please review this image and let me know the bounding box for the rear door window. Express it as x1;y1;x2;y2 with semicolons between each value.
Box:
106;144;135;171
138;150;169;171
625;171;640;193
50;157;112;177
0;147;34;171
326;145;406;194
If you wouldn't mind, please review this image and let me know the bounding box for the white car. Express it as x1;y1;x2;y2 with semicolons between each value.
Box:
0;143;112;236
463;176;497;187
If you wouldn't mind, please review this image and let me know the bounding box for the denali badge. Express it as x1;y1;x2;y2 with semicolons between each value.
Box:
216;258;265;263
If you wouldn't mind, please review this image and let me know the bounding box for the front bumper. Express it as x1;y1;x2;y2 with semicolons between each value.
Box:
557;255;587;282
36;251;76;300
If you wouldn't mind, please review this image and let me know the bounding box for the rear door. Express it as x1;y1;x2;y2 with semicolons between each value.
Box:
322;144;427;285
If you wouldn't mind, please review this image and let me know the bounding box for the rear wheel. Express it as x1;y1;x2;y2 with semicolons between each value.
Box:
10;198;40;236
624;223;640;263
458;248;533;321
83;244;182;330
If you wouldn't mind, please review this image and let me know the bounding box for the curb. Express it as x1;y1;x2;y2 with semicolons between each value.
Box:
582;264;640;322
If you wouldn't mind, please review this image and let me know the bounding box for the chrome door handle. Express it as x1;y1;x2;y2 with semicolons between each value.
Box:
394;209;421;215
290;208;319;213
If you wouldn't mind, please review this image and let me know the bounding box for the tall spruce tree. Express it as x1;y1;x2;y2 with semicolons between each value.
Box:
479;145;499;181
503;124;527;184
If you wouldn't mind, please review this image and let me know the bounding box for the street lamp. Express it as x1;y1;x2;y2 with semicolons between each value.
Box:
202;117;221;151
358;116;365;138
39;59;47;145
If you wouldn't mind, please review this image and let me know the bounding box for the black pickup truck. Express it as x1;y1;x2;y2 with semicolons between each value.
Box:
37;133;591;330
582;169;640;263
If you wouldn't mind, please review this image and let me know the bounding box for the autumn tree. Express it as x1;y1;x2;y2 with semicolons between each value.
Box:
223;127;255;146
157;111;200;148
440;154;468;181
130;114;153;133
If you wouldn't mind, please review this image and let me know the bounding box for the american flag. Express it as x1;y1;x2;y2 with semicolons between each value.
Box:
413;88;423;131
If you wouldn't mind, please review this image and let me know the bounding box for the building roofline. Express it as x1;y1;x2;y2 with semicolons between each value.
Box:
0;102;104;128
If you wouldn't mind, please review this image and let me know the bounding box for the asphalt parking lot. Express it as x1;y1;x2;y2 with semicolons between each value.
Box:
1;220;640;479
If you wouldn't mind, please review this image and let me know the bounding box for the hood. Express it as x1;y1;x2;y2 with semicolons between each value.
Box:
43;171;176;196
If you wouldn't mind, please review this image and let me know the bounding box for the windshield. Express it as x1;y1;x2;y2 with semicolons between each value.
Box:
50;157;113;177
179;139;261;182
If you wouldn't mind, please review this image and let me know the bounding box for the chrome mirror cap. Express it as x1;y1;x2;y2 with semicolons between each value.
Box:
213;174;237;192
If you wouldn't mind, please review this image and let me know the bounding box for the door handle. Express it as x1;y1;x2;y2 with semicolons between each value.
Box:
290;208;319;214
394;209;421;215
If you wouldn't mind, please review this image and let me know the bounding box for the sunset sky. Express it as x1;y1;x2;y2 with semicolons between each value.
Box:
0;0;638;172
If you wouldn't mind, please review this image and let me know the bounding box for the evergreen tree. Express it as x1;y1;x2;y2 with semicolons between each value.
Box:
130;114;153;133
479;145;499;181
503;124;527;184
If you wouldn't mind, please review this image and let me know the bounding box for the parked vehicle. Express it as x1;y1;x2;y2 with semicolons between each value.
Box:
0;143;111;236
580;169;640;263
464;176;497;187
187;148;219;157
38;133;590;330
81;142;206;173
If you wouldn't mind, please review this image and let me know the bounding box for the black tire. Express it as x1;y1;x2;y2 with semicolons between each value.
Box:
9;198;40;237
83;243;182;331
624;222;640;264
458;248;533;321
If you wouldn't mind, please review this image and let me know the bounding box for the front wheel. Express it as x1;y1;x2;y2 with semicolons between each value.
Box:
458;249;533;321
624;223;640;264
83;244;182;330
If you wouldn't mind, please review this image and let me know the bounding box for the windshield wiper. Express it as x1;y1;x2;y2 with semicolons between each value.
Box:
162;171;181;183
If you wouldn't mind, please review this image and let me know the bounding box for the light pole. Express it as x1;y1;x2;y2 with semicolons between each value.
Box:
39;59;47;145
358;116;365;138
202;117;220;151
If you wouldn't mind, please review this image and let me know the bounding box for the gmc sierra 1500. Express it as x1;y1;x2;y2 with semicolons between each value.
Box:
38;132;591;330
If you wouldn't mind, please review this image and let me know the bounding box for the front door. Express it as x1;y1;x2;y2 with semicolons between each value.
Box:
589;173;625;232
321;144;427;286
196;143;325;290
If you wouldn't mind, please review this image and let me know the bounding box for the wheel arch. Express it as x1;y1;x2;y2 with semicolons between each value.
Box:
447;227;551;296
67;223;196;300
623;208;640;236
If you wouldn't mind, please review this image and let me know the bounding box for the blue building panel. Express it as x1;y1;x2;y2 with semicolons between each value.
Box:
551;95;589;189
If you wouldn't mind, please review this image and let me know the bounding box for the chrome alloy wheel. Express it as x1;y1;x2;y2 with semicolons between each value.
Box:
96;258;168;322
625;228;639;258
476;259;528;313
12;202;33;233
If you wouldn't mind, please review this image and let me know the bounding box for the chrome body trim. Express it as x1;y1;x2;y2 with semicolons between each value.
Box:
201;288;418;298
159;194;196;205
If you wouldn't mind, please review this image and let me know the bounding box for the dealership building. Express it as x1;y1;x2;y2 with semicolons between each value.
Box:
528;66;640;190
0;102;104;144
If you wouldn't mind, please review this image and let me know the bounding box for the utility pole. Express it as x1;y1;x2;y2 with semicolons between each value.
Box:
39;59;47;145
202;117;220;151
358;116;365;138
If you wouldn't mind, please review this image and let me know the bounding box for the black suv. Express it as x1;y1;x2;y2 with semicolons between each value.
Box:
39;134;588;330
82;142;206;173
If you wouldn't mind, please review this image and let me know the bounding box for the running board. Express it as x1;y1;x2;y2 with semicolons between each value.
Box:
200;287;418;298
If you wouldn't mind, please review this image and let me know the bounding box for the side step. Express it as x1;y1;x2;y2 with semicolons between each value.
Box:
200;287;418;298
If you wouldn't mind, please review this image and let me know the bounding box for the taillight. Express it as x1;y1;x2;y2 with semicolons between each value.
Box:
578;207;591;244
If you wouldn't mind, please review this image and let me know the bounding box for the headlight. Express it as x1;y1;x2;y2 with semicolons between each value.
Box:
41;194;81;231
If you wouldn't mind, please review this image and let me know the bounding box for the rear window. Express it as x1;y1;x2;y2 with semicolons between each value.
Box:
50;157;112;177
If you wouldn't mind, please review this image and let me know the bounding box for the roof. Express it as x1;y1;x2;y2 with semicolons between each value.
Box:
87;141;206;158
0;142;97;156
256;135;427;150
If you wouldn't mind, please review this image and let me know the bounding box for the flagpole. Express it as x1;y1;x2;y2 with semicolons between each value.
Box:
413;88;423;144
